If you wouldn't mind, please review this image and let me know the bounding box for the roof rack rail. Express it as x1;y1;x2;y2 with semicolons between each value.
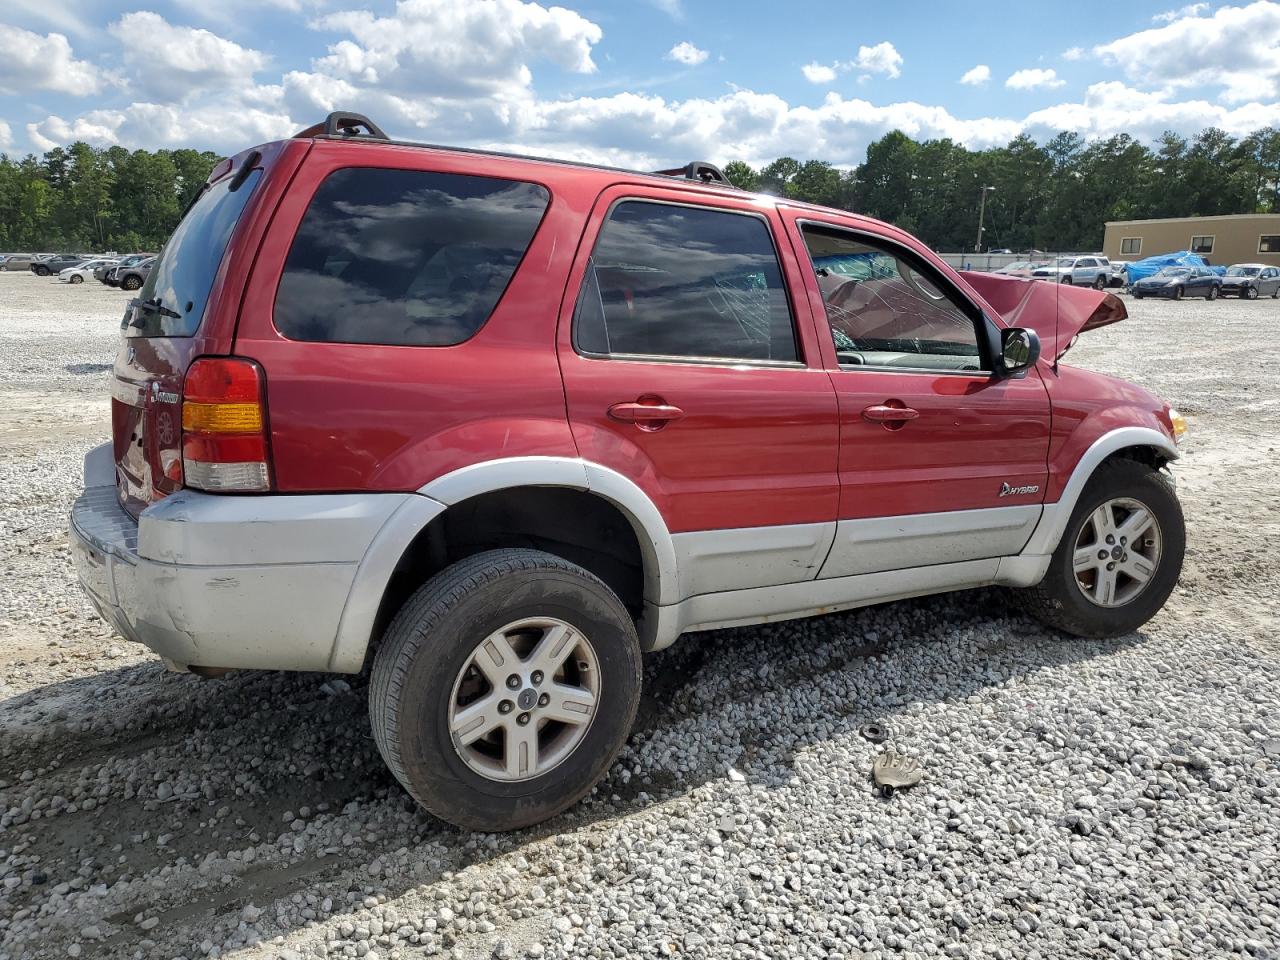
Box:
653;161;734;186
293;111;389;141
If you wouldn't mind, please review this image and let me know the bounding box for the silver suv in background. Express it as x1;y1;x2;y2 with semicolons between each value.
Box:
1030;255;1112;288
0;253;35;271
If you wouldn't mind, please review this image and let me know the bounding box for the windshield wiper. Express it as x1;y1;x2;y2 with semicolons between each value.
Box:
128;297;182;327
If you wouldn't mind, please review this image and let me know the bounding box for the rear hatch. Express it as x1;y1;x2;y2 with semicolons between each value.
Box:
112;144;295;518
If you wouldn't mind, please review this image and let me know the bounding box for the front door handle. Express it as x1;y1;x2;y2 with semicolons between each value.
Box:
861;402;919;425
608;398;685;430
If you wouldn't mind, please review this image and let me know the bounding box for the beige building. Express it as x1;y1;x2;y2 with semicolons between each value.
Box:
1103;214;1280;267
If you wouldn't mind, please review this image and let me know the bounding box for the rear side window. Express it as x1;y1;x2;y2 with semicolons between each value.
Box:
126;170;261;338
573;200;797;363
274;168;549;346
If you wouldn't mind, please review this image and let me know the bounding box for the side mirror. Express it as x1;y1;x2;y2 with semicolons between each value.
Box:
998;327;1040;378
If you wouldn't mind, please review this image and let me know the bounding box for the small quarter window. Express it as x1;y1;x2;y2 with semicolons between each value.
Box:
1120;237;1142;255
1259;235;1280;254
573;201;797;363
1190;235;1214;254
274;168;549;346
802;225;985;374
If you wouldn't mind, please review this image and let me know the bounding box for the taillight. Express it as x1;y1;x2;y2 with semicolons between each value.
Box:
181;357;271;492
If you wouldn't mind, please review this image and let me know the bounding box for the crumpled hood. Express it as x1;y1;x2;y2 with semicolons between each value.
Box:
959;271;1126;361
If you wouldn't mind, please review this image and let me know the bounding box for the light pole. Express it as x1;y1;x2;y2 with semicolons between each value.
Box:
975;185;995;253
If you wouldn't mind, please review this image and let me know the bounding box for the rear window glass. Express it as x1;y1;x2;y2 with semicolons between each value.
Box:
273;168;549;346
126;169;262;338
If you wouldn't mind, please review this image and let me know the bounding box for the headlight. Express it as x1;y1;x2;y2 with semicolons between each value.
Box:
1168;407;1187;444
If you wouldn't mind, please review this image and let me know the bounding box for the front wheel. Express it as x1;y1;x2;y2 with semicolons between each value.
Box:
1061;276;1074;285
1173;286;1184;300
69;274;83;284
34;266;49;277
121;275;142;291
1016;459;1184;637
369;549;642;832
1244;286;1258;300
1134;292;1145;299
1207;285;1218;301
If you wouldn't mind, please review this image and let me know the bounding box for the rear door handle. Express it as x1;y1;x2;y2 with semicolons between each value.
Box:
861;403;919;423
608;399;685;429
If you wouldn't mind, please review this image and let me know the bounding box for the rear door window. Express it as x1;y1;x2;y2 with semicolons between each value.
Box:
274;168;549;346
126;170;262;338
573;200;797;363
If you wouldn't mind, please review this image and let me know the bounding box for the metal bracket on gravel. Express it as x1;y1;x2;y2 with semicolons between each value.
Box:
873;750;923;798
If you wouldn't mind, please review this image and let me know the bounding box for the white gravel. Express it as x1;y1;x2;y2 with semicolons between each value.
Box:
1;270;1278;960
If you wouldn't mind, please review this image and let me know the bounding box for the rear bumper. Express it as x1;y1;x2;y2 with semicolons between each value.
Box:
69;443;433;673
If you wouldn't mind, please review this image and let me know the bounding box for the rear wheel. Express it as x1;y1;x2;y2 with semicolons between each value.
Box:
1173;285;1184;300
1093;274;1107;290
34;265;49;277
1207;285;1218;301
1015;459;1184;638
69;274;83;284
1061;276;1074;285
121;274;142;291
369;548;642;832
1134;292;1145;299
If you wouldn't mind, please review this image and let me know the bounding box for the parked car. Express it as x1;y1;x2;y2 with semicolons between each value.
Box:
1109;261;1130;288
110;257;155;290
993;260;1045;278
1030;256;1113;288
1131;265;1222;300
0;253;35;271
97;254;153;285
31;254;90;276
59;258;120;284
1220;263;1280;299
69;111;1188;833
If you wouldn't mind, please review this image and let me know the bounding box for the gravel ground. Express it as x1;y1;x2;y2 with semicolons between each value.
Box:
1;270;1278;960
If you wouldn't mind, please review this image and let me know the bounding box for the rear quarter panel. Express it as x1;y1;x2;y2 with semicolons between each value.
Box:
232;143;603;491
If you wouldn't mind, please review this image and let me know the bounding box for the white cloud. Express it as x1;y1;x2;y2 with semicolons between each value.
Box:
0;24;105;95
647;0;683;18
1096;1;1280;104
665;41;707;66
108;13;268;101
802;62;838;84
2;0;95;37
960;64;990;86
1006;68;1065;90
1062;46;1085;61
853;41;902;79
27;101;296;153
312;0;602;99
1154;3;1209;22
0;120;11;152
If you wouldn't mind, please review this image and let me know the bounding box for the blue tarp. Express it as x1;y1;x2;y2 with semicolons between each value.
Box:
1124;251;1227;282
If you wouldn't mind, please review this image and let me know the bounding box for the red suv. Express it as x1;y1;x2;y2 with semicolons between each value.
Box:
70;113;1186;832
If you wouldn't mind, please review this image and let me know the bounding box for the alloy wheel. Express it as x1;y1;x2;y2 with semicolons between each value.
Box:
447;617;599;782
1072;497;1162;607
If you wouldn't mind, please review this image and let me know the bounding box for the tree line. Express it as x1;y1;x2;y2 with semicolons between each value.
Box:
723;127;1280;252
0;143;221;253
2;127;1278;255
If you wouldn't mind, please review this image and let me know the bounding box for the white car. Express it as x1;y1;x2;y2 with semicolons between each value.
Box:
58;259;119;284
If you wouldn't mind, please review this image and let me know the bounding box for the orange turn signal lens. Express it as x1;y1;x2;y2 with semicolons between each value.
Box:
182;401;263;433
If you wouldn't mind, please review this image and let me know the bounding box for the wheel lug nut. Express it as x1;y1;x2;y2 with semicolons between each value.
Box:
531;670;544;685
506;674;520;689
1120;537;1127;545
517;712;531;726
1105;535;1115;544
1106;562;1116;571
538;693;550;707
498;700;513;714
1098;550;1108;560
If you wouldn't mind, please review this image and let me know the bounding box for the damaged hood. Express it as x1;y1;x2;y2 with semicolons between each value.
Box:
959;271;1126;360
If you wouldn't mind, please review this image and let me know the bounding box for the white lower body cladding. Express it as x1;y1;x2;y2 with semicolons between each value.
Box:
69;443;440;673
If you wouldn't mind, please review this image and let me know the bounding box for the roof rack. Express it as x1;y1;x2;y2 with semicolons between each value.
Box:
293;111;389;141
652;161;734;186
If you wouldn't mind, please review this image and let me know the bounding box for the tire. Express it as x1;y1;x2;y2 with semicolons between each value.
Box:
1093;274;1107;290
34;266;49;277
121;274;142;291
1173;286;1183;300
1061;276;1073;285
69;274;83;284
1206;285;1217;301
1015;459;1184;638
369;548;642;832
1134;292;1144;300
1244;286;1258;300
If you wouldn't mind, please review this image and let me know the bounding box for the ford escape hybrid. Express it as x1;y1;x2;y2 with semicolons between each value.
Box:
70;113;1187;832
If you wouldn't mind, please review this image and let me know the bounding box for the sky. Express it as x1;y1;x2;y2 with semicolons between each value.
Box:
1;0;1279;169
